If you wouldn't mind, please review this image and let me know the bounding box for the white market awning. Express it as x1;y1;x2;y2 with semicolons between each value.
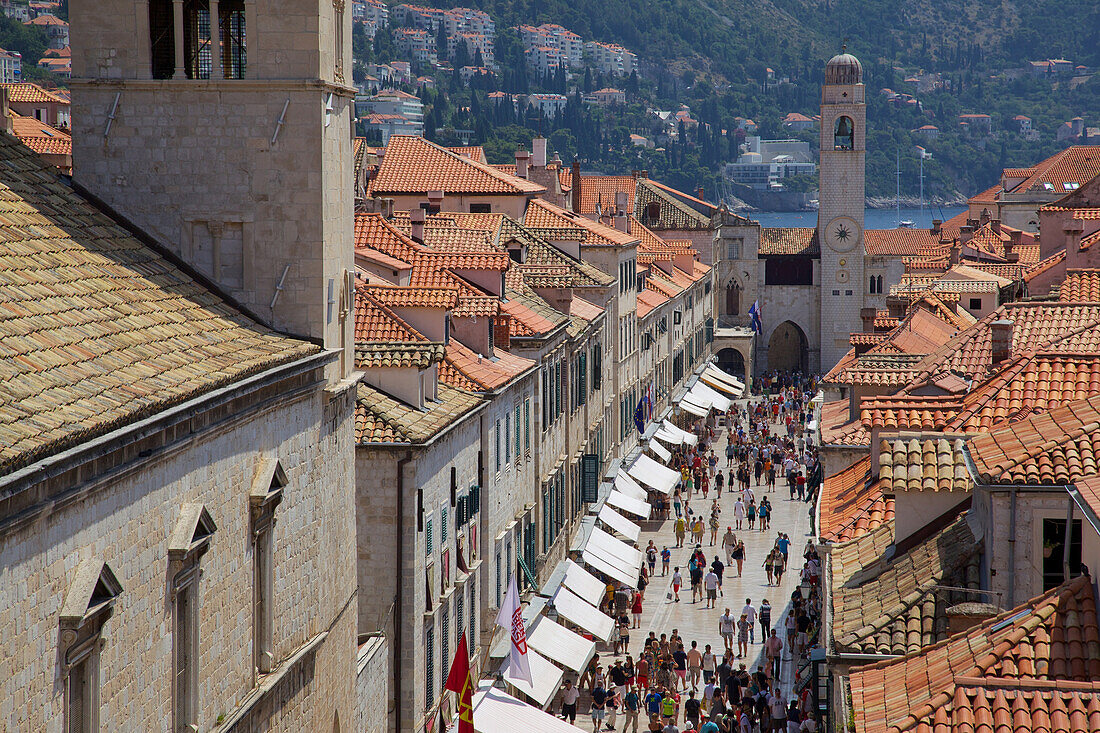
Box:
653;427;684;446
526;615;596;674
501;646;563;707
705;364;745;390
647;438;672;463
700;373;740;396
581;549;636;587
690;382;732;412
588;526;644;568
606;488;652;519
552;585;614;641
662;420;698;446
628;454;681;494
468;683;589;733
597;505;641;542
560;559;606;606
678;399;709;417
615;471;650;501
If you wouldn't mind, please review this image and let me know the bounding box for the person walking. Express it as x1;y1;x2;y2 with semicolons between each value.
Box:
647;542;658;577
732;541;745;577
746;500;756;530
671;567;682;602
721;527;737;564
759;599;772;638
741;599;757;645
763;548;777;586
632;590;644;629
675;516;687;548
764;630;784;679
624;686;641;733
704;567;719;609
736;614;750;659
662;546;672;576
718;608;736;655
561;678;580;723
687;641;703;690
590;682;608;732
733;498;745;530
711;555;725;597
709;511;720;546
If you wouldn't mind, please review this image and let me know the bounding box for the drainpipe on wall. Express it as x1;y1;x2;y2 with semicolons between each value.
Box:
1007;487;1017;608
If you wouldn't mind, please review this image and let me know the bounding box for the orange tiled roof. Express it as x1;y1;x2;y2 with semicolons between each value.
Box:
968;392;1100;485
355;213;426;263
576;174;636;214
0;82;67;105
860;397;962;433
0;134;321;476
818;456;894;543
1005;146;1100;194
1024;248;1067;282
571;295;604;321
878;434;970;492
831;512;980;656
969;182;1001;206
1060;269;1100;301
10;114;70;157
369;135;544;196
361;282;458;310
439;338;535;391
636;288;667;318
865;227;943;256
524;198;638;247
354;286;430;343
759;227;818;256
356;381;482;443
849;576;1100;733
446;145;487;163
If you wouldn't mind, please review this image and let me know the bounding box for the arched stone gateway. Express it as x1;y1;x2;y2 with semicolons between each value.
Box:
717;348;746;379
768;321;809;372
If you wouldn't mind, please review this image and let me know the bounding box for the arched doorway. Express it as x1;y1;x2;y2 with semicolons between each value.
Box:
717;348;746;379
767;321;808;372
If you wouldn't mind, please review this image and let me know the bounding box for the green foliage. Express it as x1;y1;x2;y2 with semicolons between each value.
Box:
0;15;48;67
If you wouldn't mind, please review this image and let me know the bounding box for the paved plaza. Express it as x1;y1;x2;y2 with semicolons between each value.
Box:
625;410;815;700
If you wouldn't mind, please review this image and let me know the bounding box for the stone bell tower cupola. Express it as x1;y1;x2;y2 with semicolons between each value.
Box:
70;1;357;384
817;48;867;371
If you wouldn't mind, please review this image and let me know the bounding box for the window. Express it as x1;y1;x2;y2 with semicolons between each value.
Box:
514;405;522;460
726;239;742;260
440;604;450;685
441;507;448;543
834;115;854;150
455;593;464;661
495;549;502;607
426;516;434;555
969;297;982;310
591;344;602;391
487;317;495;354
1042;518;1082;590
333;0;345;82
579;352;587;405
149;0;175;79
468;584;477;651
495;420;501;471
469;203;492;213
524;398;531;454
541;369;548;431
250;458;285;676
167;505;216;733
60;560;122;733
765;257;813;285
674;310;682;325
726;281;741;315
505;413;511;464
425;623;435;708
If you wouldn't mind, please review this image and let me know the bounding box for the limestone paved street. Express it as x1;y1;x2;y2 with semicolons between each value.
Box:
624;408;814;701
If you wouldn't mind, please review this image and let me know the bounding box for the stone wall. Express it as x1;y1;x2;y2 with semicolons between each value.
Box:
358;636;390;733
0;381;358;732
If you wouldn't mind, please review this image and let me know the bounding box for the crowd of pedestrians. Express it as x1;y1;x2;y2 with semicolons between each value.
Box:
548;372;826;732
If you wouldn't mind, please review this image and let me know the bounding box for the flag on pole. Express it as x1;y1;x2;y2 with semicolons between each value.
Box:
495;574;532;685
444;631;475;733
748;300;762;334
633;395;647;434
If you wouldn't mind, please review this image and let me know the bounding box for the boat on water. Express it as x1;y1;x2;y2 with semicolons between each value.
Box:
898;220;915;228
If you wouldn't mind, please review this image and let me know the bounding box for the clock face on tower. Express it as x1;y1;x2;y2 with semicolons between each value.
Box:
824;216;861;252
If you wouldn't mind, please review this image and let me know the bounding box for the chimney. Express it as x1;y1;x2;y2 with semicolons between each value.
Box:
991;320;1013;365
410;207;426;243
532;137;547;168
515;149;530;179
427;190;444;212
946;602;1003;636
378;197;395;219
949;241;962;265
696;187;705;201
1065;220;1085;251
860;307;876;331
0;87;10;135
640;170;648;179
550;152;562;167
615;210;630;233
990;218;1002;235
615;190;629;215
930;219;942;235
571;159;582;213
959;226;974;247
979;209;991;226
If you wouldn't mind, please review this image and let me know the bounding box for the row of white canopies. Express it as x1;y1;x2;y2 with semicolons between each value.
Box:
471;364;748;729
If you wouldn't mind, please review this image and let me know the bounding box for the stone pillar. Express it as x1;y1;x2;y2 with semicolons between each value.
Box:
172;0;185;79
244;0;256;79
209;0;222;79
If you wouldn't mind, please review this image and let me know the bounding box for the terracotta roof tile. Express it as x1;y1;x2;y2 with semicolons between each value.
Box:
355;381;482;443
861;398;962;433
831;513;980;656
1060;269;1100;302
865;228;945;256
576;174;636;214
1004;146;1100;195
361;282;458;309
635;179;716;229
636;288;667;318
368;135;544;196
1024;249;1067;283
0;134;319;475
878;434;970;493
524;198;639;247
968;392;1100;485
439;339;535;391
818;456;894;542
759;227;819;256
849;576;1100;733
0;82;67;104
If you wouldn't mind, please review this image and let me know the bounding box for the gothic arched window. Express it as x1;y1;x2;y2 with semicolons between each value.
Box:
726;280;741;315
869;275;876;294
876;275;883;293
834;116;854;150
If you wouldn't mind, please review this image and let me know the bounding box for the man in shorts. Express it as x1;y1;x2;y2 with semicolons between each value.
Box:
591;683;608;731
703;568;719;608
560;678;580;723
718;608;736;654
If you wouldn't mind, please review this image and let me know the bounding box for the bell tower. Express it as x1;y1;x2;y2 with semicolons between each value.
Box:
817;48;866;371
69;0;356;384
